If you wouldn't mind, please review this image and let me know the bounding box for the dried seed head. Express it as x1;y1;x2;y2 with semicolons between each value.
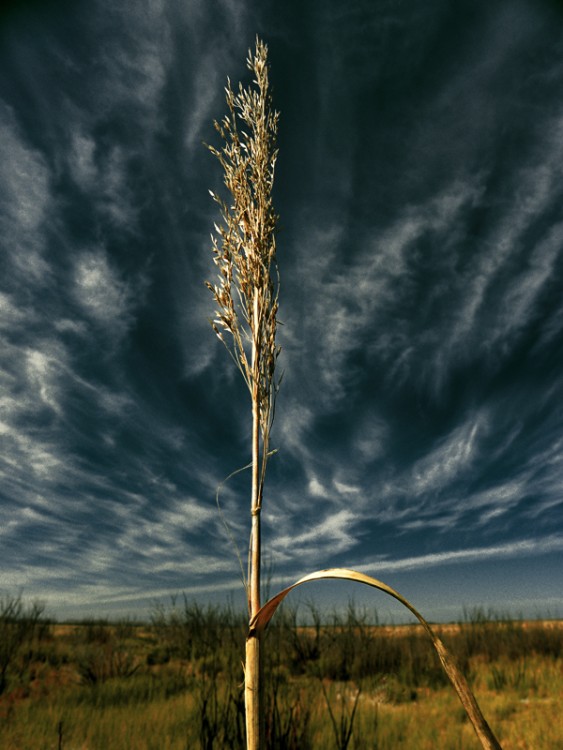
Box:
205;37;280;441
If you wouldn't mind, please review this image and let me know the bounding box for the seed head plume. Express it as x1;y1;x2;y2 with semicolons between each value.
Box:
206;37;280;496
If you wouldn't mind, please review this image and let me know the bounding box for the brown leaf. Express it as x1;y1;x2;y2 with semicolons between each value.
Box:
249;568;503;750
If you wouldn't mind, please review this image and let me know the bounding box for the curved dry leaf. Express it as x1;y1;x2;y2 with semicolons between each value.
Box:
249;568;502;750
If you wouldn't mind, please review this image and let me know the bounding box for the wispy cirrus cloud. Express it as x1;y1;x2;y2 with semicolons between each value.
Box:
0;104;53;283
86;0;172;128
68;136;140;229
184;48;225;153
285;176;483;409
407;409;488;498
269;508;358;566
72;248;138;337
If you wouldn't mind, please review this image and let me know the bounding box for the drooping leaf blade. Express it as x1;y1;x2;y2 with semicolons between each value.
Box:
249;568;502;750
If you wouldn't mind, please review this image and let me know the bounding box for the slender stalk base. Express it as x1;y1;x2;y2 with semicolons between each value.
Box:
245;631;264;750
245;287;264;749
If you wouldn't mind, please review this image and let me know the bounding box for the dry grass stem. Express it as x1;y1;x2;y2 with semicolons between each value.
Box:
206;37;503;750
206;37;280;750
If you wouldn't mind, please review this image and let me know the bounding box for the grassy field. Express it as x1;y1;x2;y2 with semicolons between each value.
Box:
0;597;561;749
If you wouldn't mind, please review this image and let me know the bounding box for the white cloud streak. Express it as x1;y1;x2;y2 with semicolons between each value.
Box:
357;534;563;575
408;409;488;497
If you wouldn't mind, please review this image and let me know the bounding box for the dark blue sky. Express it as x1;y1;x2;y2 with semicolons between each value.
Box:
1;0;562;621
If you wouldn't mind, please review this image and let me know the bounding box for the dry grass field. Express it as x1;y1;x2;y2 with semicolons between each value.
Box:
0;597;561;749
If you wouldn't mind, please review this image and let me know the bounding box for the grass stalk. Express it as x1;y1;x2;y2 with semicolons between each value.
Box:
206;36;503;750
206;36;279;749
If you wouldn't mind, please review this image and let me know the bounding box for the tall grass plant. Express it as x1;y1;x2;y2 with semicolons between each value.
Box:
206;38;506;749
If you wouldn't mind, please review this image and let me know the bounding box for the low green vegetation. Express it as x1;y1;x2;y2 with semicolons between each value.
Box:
0;595;561;749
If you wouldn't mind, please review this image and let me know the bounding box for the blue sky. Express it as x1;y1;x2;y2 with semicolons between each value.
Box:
1;0;562;622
